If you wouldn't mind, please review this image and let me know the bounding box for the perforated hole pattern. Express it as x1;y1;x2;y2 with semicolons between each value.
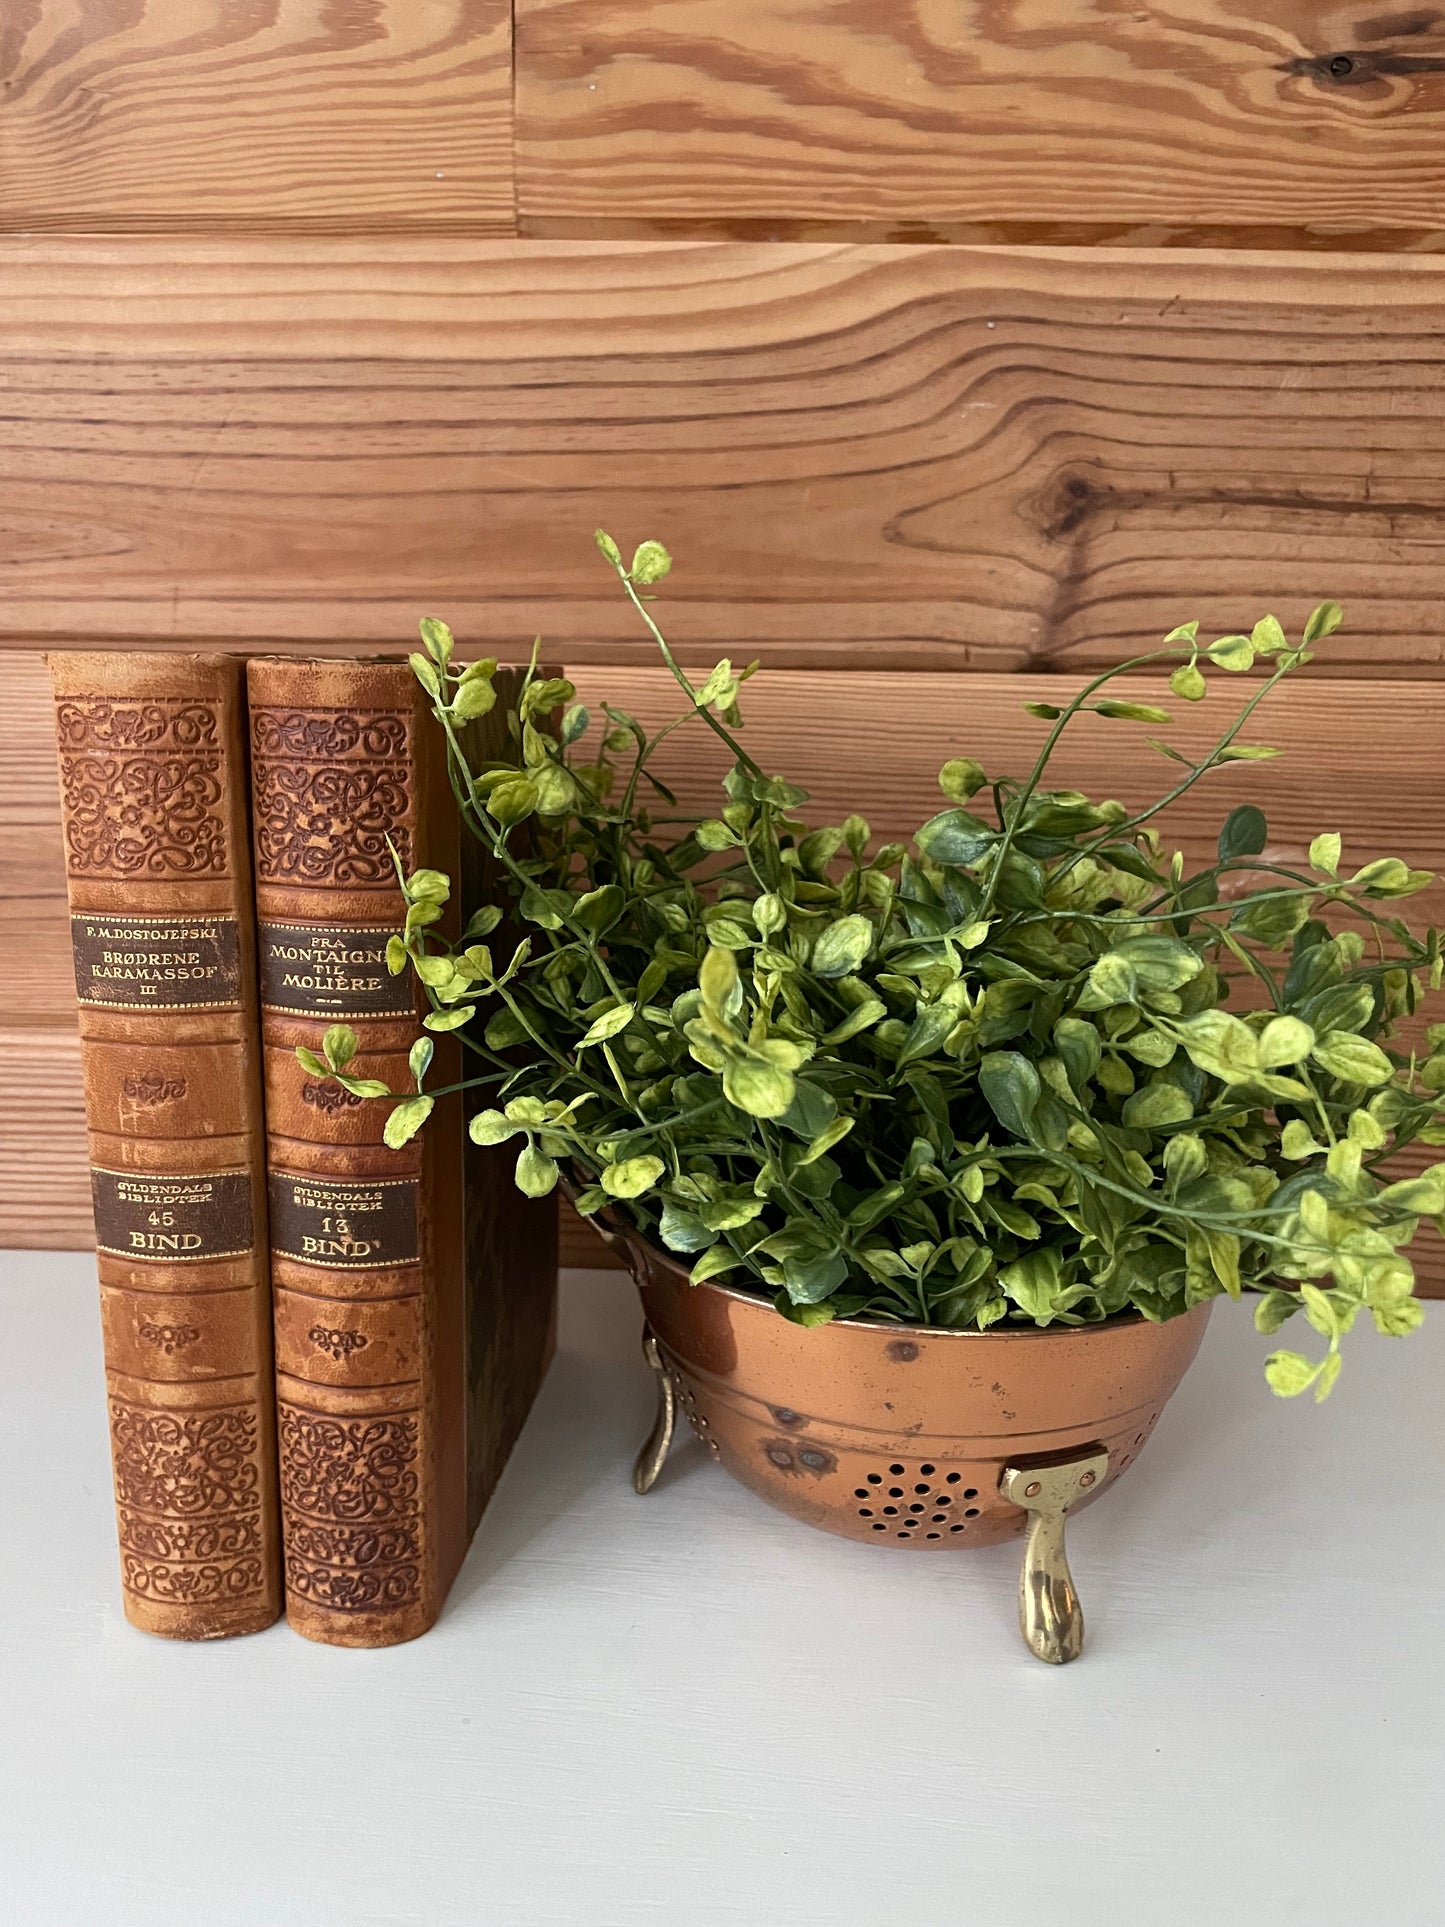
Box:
853;1463;984;1539
673;1372;721;1457
672;1372;1159;1524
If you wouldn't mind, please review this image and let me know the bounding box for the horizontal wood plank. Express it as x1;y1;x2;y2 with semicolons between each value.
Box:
2;241;1445;671
5;651;1441;1291
0;2;513;235
516;0;1445;247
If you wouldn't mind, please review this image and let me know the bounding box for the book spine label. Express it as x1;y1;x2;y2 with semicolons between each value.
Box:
267;1171;420;1269
91;1167;255;1261
257;921;414;1020
50;655;282;1640
248;661;449;1648
69;913;243;1009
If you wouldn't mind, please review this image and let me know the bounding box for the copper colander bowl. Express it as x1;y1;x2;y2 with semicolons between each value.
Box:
623;1236;1211;1553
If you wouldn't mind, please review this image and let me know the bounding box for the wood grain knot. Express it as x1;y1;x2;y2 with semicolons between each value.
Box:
1285;47;1445;86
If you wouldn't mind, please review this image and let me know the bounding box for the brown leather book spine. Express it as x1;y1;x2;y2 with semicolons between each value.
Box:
247;658;555;1648
48;651;282;1640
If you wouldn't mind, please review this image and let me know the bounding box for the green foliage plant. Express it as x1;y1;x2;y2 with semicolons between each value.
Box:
305;537;1445;1401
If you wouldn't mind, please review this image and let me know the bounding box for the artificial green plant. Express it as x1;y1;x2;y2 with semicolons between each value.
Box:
303;534;1445;1398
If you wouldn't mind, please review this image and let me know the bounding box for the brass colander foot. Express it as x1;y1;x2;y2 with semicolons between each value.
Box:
632;1325;678;1494
999;1448;1110;1665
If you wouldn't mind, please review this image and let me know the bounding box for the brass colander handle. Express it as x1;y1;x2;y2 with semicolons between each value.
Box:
633;1326;678;1495
999;1449;1111;1666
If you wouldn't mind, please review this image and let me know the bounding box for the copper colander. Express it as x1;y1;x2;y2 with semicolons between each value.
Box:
599;1224;1212;1661
630;1239;1209;1549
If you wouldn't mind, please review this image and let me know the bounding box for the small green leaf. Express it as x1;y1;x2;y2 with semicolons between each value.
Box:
915;809;997;868
1208;634;1255;672
486;777;539;827
408;1037;434;1084
322;1024;358;1073
418;615;454;664
1302;600;1343;646
405;867;450;905
469;1109;518;1146
466;903;503;940
723;1057;796;1119
423;1006;475;1032
1174;1009;1260;1083
1265;1350;1321;1398
1023;701;1063;720
385;935;408;976
659;1201;717;1253
602;1155;666;1199
1309;832;1341;877
519;677;576;722
1095;700;1173;723
414;954;457;988
1122;1081;1194;1130
578;1003;636;1048
1256;1015;1315;1068
1300;1283;1345;1339
334;1076;391;1099
796;1116;854;1166
979;1051;1041;1140
843;813;871;859
1252;614;1288;655
1373;1298;1425;1338
515;1143;560;1198
1169;662;1207;702
1254;1289;1298;1335
938;757;987;801
699;945;739;1015
451;676;497;722
1147;737;1192;765
630;540;673;585
1313;1350;1343;1402
811;914;873;979
384;1094;434;1149
1280;1119;1322;1160
774;1296;840;1328
753;893;787;936
818;998;886;1047
1348;857;1432;899
1105;935;1204;994
1347;1108;1386;1150
691;1246;742;1285
295;1046;329;1079
1162;1132;1208;1186
1311;1031;1395;1087
594;528;622;565
1376;1168;1445;1217
695;658;735;709
1218;805;1267;861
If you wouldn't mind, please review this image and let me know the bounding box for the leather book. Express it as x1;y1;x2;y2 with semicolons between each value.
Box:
48;651;283;1640
246;657;557;1647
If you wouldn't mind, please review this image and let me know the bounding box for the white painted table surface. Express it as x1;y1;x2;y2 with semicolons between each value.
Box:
1;1253;1442;1927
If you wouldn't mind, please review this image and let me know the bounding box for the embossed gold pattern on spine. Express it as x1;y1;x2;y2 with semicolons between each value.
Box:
48;652;282;1640
248;658;557;1649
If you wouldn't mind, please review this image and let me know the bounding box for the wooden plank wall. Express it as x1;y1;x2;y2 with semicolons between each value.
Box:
0;3;514;233
1;4;1441;1281
513;0;1445;247
4;242;1445;669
